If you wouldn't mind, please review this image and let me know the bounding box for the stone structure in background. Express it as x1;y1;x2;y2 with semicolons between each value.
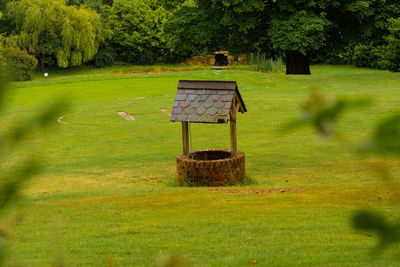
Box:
185;53;247;66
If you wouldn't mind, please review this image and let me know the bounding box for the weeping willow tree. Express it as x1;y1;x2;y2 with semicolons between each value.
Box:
6;0;109;68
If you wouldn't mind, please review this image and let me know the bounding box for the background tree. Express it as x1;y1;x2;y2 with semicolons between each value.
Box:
6;0;108;69
315;0;400;65
0;0;399;71
67;0;109;14
166;0;400;73
267;10;330;74
105;0;171;64
0;34;38;81
0;0;14;34
380;18;400;72
165;0;269;58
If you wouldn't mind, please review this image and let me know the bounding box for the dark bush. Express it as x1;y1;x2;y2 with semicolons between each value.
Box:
0;53;7;80
1;48;38;81
353;44;373;67
137;48;156;65
370;46;388;70
382;18;400;72
94;46;115;68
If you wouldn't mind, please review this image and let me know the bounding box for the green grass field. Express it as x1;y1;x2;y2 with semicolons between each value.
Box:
2;65;400;266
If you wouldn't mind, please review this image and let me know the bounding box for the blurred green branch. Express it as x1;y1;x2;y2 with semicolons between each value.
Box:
285;87;400;252
354;210;400;250
0;76;68;264
360;113;400;156
281;87;372;137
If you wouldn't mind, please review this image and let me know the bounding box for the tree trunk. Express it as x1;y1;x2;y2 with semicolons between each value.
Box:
285;52;311;75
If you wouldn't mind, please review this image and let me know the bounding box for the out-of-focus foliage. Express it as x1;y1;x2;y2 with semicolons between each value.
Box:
361;114;400;155
282;88;371;136
286;88;400;252
156;252;190;267
354;210;400;249
105;0;170;64
6;0;109;69
0;71;68;264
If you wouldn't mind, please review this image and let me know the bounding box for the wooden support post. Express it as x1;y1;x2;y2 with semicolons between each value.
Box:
230;96;240;157
230;114;237;157
182;122;189;156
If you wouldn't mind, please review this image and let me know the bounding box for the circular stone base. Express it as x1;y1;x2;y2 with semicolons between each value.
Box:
176;149;245;186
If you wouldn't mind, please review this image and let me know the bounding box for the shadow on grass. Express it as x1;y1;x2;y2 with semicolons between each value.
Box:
165;175;258;187
165;176;180;187
239;175;258;186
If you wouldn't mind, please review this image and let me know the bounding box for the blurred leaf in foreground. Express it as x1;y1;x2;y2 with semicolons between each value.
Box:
360;114;400;156
0;159;41;211
156;252;190;267
282;87;371;137
353;210;400;249
0;70;68;265
283;86;400;253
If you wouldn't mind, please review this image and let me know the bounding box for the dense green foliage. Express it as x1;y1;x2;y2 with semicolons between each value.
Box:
165;0;269;57
350;18;400;71
1;0;400;70
105;0;170;64
93;45;115;68
268;11;330;55
0;36;38;81
6;0;107;68
0;47;38;80
166;0;400;70
382;18;400;72
67;0;106;13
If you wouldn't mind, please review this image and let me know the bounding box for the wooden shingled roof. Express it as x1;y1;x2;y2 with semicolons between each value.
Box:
170;80;246;123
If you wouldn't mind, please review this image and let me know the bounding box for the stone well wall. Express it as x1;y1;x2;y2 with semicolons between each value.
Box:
176;149;245;186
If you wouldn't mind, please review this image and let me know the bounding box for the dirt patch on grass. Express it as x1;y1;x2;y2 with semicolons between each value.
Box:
118;112;135;121
209;188;304;194
57;116;69;124
160;108;171;115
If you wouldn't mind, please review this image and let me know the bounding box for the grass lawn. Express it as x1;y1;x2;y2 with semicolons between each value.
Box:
1;65;400;266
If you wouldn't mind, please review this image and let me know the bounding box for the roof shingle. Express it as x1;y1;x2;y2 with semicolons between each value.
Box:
170;80;246;123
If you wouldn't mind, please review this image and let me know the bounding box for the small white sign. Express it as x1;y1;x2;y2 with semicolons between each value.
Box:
44;73;49;77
